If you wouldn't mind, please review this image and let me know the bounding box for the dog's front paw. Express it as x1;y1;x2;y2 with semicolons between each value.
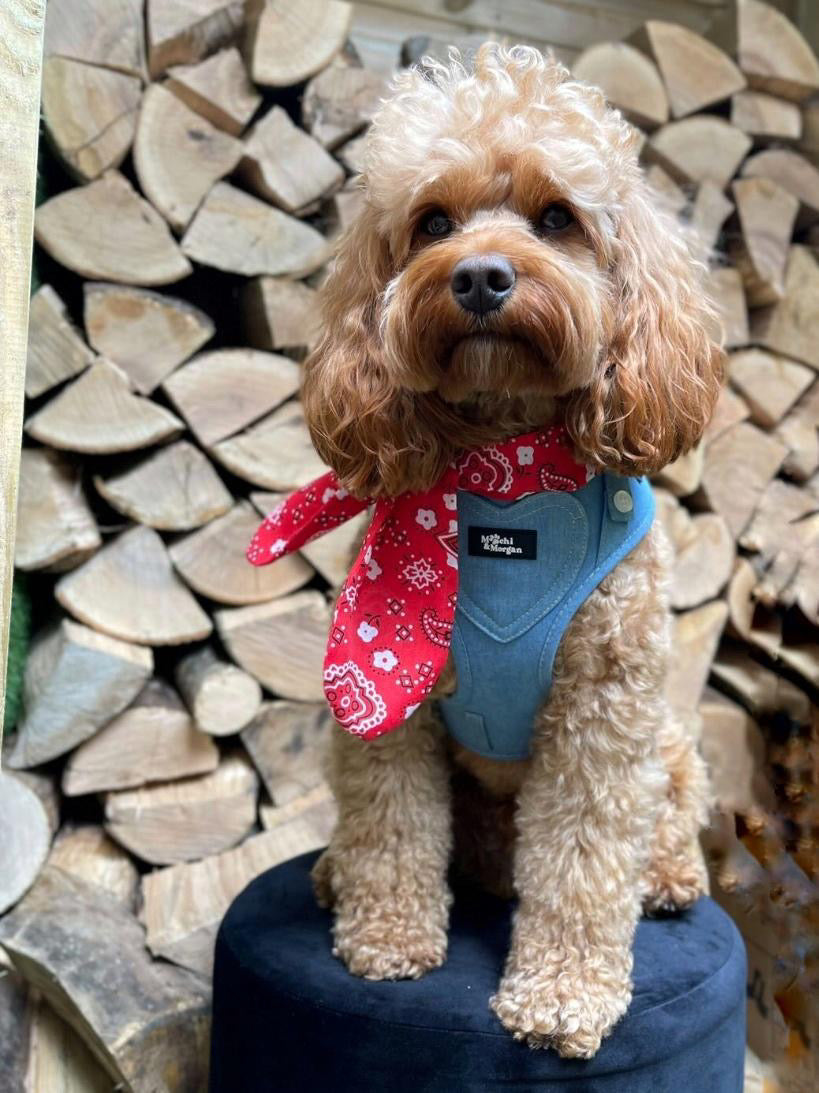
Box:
491;963;631;1058
333;911;448;981
642;841;709;914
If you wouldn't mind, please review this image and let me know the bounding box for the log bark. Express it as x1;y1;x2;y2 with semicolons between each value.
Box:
700;420;787;537
34;171;192;285
166;47;261;136
94;440;232;531
141;787;335;976
25;284;95;400
83;282;215;394
62;679;219;797
647;117;752;187
6;620;152;769
729;348;814;426
730;90;802;141
302;59;386;148
240;105;344;213
242;276;321;352
25;358;184;454
630;20;745;118
175;644;262;736
41;57;141;182
246;0;353;87
216;590;331;701
56;525;213;646
211;399;329;489
0;770;51;914
0;960;31;1093
169;500;313;605
147;0;244;77
709;0;819;102
0;867;211;1093
572;41;668;128
751;246;819;368
732;177;799;306
241;700;332;805
181;180;328;277
44;0;147;81
134;83;243;232
163;348;300;446
15;448;101;572
105;753;259;865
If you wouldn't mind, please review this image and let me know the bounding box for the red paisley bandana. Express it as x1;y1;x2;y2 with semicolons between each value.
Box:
247;427;592;739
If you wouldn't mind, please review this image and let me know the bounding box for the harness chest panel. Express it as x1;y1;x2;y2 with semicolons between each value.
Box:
438;473;655;760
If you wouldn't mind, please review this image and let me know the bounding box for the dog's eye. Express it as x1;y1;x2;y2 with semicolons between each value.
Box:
539;204;574;233
419;210;453;238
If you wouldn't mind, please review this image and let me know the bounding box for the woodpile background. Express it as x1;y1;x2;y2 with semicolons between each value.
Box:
0;1;817;1091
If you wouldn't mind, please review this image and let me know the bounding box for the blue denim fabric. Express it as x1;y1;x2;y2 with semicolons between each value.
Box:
439;473;655;759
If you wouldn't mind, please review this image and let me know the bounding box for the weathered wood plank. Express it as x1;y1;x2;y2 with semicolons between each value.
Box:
0;0;46;753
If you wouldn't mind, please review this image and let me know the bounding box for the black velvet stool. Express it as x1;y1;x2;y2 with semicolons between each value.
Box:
210;851;746;1092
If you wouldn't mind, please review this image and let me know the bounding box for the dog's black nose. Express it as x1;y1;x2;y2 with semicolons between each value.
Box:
451;254;516;315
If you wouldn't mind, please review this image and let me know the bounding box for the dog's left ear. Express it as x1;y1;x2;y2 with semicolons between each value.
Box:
564;184;724;477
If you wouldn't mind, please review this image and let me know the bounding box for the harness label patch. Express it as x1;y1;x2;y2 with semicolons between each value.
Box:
467;526;537;560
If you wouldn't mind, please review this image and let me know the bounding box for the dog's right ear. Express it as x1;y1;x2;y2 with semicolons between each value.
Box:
302;200;455;498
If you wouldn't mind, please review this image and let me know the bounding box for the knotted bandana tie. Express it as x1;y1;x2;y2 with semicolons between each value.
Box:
247;426;592;740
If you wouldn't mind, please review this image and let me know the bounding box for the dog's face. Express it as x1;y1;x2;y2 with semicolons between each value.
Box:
380;150;610;406
303;46;723;498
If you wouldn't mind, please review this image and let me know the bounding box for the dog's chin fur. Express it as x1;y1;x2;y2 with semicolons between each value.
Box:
438;334;558;405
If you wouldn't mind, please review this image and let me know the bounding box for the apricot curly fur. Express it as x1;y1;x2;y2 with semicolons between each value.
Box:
303;44;720;1057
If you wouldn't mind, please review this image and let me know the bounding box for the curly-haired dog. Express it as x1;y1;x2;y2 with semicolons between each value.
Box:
258;45;723;1059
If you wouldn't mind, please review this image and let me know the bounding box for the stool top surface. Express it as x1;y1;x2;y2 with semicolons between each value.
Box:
216;851;746;1080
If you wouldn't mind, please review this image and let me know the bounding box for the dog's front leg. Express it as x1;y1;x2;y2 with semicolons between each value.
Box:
314;705;453;981
492;538;670;1058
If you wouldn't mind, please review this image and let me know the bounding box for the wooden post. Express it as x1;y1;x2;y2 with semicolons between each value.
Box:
0;2;46;753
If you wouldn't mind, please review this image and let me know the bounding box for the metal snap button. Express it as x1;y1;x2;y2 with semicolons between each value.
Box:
613;489;633;514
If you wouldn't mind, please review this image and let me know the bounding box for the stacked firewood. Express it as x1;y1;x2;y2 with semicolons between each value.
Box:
0;1;817;1090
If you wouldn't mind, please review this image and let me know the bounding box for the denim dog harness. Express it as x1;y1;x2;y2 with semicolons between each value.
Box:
438;473;655;760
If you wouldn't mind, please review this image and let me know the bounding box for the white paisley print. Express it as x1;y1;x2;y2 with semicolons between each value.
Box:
324;662;387;735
